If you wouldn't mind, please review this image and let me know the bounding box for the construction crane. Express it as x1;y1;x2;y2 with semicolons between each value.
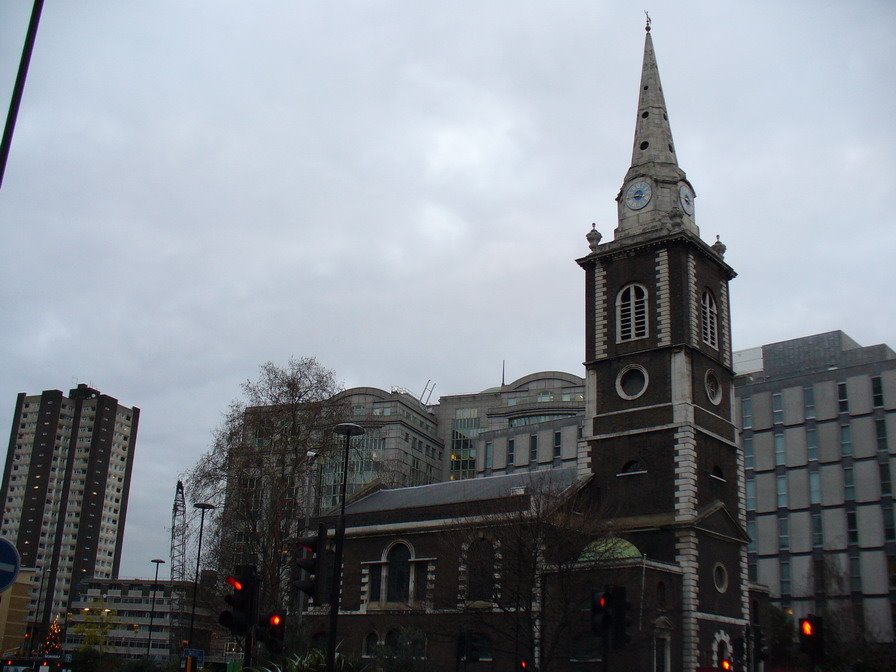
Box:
169;480;188;653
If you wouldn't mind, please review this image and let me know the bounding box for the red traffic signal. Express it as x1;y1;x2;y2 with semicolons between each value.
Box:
800;619;814;637
799;614;824;660
225;575;244;591
219;564;257;636
720;658;732;671
590;586;613;635
519;660;528;670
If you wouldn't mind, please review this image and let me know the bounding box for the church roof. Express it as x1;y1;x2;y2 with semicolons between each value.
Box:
343;467;579;516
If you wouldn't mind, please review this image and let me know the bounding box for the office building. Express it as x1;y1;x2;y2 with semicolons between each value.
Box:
432;371;585;481
0;384;138;643
735;331;896;643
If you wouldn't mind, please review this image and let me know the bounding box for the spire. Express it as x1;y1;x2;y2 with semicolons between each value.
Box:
625;21;684;183
613;21;698;242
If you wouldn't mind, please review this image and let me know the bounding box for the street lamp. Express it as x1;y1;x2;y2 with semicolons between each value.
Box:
147;558;166;658
188;502;215;649
326;423;364;672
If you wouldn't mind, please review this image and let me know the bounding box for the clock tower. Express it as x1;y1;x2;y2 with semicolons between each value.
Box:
577;23;748;670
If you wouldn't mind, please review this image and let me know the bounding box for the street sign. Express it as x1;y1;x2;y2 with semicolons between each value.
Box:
0;538;21;593
183;648;205;666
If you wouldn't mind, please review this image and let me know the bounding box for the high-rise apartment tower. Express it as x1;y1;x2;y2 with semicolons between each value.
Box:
0;384;138;641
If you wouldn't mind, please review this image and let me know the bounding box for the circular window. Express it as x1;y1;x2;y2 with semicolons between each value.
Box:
713;563;728;593
705;369;722;405
616;365;649;400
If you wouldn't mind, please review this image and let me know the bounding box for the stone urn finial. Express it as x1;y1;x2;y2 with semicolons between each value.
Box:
711;235;727;258
587;223;602;251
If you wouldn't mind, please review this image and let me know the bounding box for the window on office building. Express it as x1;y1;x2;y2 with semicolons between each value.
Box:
777;475;788;508
746;479;756;511
772;393;783;424
881;461;892;497
812;512;824;548
849;552;861;592
529;435;538;463
807;429;818;462
844;467;855;500
840;424;852;457
872;376;884;408
847;510;858;544
775;430;786;466
743;437;753;470
484;442;493;470
838;382;849;413
883;506;896;543
804;385;815;419
810;472;821;505
780;560;791;596
877;419;888;453
742;398;752;429
747;520;756;553
553;431;561;459
507;439;515;466
778;515;789;550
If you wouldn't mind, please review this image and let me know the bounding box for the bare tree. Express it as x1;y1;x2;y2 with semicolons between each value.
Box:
184;357;344;616
446;473;621;671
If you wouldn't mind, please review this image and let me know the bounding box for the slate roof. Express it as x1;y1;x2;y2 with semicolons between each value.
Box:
344;467;580;515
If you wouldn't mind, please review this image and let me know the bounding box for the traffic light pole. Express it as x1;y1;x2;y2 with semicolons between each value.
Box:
326;424;364;672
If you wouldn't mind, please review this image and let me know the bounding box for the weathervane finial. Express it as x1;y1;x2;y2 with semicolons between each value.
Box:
645;11;651;32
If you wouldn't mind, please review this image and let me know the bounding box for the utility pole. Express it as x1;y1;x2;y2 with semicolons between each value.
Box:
1;0;44;190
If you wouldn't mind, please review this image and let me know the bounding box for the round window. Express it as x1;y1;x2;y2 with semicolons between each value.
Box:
616;365;649;400
713;563;728;593
705;369;722;405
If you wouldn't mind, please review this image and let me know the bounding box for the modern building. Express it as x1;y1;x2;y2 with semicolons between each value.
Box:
63;575;218;662
735;331;896;643
0;384;138;645
319;387;443;511
433;371;585;481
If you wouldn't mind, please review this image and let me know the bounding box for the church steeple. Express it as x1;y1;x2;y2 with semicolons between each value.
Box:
614;22;699;241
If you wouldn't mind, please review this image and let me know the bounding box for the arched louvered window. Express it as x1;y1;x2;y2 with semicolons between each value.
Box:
616;284;648;342
701;290;718;348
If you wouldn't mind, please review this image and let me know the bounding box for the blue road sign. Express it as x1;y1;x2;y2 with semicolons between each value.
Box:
0;537;20;593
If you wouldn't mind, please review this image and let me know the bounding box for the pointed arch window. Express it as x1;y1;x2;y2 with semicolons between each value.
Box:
701;290;718;349
616;284;648;342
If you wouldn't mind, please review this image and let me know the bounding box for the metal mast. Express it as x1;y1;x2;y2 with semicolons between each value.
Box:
169;481;188;653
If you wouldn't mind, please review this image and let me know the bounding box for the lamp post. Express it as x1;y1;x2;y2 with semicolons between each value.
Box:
326;423;364;672
147;558;166;658
188;502;215;649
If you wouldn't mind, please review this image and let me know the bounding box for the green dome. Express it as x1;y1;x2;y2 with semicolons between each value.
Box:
578;537;641;562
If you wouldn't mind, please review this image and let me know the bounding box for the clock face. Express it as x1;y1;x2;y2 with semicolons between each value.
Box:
625;180;652;210
678;184;695;215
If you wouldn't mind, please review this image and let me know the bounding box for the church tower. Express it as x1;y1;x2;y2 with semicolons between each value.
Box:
577;23;748;670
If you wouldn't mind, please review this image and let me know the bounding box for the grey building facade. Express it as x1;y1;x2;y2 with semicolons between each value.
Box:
735;331;896;643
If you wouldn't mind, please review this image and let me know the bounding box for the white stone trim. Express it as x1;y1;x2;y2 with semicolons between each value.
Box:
675;528;700;672
687;252;698;346
719;280;732;368
656;249;671;346
594;264;608;360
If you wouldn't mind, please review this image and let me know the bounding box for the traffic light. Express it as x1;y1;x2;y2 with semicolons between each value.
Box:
258;610;286;653
219;564;257;636
296;523;327;603
611;585;631;649
719;657;733;671
733;636;746;672
753;626;768;662
518;659;529;671
799;614;824;660
590;586;613;635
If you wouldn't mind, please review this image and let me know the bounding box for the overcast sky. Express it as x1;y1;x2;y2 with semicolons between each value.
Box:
1;1;893;580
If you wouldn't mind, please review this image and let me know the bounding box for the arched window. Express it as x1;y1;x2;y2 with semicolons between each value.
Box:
711;465;725;481
467;538;495;602
618;460;645;475
386;544;411;602
617;284;648;342
656;581;667;608
363;632;379;658
467;632;493;662
701;290;718;348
